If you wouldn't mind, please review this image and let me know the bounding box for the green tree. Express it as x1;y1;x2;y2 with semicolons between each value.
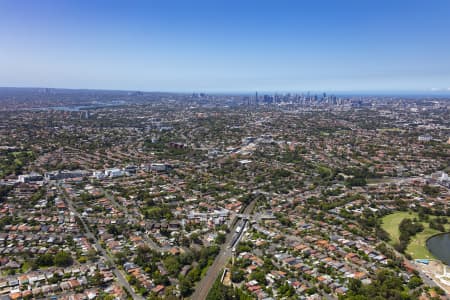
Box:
179;278;193;297
230;266;245;283
54;251;73;267
407;276;422;289
36;253;54;267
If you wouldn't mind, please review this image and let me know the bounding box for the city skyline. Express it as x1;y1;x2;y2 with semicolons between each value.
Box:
1;0;450;92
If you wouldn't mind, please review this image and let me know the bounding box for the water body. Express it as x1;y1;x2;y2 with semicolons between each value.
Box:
35;102;125;111
46;106;92;111
426;233;450;265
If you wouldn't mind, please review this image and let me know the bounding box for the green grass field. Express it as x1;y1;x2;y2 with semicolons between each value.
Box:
381;211;450;259
381;211;417;243
406;227;439;259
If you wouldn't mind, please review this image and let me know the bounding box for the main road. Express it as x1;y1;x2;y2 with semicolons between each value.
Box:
57;184;143;300
190;199;257;300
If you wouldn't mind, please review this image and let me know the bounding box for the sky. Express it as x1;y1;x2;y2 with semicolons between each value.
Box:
1;0;450;93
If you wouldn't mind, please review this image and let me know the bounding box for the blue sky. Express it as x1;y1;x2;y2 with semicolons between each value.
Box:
1;0;450;93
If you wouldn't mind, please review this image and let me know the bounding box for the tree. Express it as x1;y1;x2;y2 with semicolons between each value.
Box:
230;266;245;283
215;233;226;244
434;286;446;296
89;271;104;286
206;276;249;300
36;253;54;267
375;227;391;242
250;270;266;285
348;278;362;292
114;251;128;265
107;224;121;236
407;276;422;289
163;256;180;275
342;269;409;300
278;282;295;297
396;218;424;253
429;219;445;232
54;251;73;267
423;185;440;197
179;278;193;297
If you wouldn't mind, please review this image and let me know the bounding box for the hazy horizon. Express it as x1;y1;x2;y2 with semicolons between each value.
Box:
2;85;450;97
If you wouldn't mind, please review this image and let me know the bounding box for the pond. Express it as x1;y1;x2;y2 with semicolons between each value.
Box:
426;233;450;265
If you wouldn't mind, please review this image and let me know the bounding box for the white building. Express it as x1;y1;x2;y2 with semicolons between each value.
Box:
150;163;168;172
92;171;106;180
104;168;124;178
418;134;432;142
18;172;43;183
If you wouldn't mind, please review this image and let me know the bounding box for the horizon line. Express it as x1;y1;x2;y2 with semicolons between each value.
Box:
1;85;450;97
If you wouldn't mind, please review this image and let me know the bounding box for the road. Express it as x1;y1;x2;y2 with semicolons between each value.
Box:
190;199;256;300
102;189;167;252
410;261;441;291
382;242;442;291
58;185;143;300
